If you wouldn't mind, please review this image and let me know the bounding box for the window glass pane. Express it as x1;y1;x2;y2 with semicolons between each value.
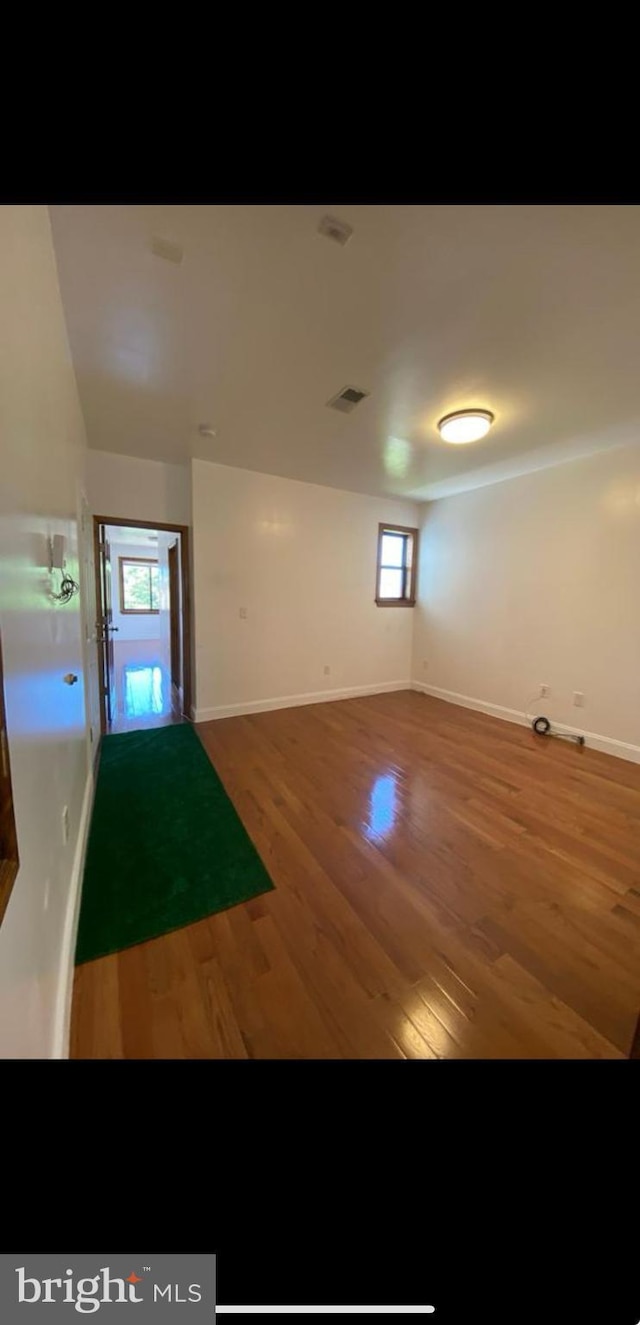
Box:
123;565;150;610
379;568;403;599
150;565;160;610
122;561;158;611
381;533;405;568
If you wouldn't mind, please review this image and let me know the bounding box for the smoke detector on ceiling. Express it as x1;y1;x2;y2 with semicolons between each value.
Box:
327;385;370;414
318;215;353;247
150;235;184;265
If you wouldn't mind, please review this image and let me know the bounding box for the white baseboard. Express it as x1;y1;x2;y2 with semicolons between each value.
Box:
411;681;640;765
411;682;528;727
194;680;412;723
51;769;95;1059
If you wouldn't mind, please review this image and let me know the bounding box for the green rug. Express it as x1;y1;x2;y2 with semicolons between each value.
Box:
75;723;274;964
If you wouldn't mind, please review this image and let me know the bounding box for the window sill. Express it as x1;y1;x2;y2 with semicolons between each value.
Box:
375;598;416;607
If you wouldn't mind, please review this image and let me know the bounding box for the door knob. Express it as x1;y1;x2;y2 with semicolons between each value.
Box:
63;673;79;685
109;625;119;631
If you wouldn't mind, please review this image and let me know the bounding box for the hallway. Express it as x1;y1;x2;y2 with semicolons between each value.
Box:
98;522;185;736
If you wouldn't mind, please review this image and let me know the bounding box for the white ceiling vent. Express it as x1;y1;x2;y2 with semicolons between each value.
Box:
150;235;184;265
318;215;353;247
327;385;370;414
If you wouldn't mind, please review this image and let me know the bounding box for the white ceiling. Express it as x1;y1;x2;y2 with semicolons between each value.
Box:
50;204;640;500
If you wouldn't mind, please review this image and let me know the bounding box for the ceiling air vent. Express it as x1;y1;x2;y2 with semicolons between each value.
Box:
327;385;370;414
318;215;353;247
150;235;184;265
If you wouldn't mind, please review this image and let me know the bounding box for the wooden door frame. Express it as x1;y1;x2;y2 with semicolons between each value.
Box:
93;516;192;735
167;539;181;690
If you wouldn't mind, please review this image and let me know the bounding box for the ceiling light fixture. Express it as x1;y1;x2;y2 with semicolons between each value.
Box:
437;409;494;444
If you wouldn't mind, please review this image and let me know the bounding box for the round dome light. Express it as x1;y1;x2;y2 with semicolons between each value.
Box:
437;409;494;444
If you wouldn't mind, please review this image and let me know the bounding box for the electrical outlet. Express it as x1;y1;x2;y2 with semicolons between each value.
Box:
323;665;331;675
573;691;585;707
61;805;70;845
539;684;550;698
239;607;247;619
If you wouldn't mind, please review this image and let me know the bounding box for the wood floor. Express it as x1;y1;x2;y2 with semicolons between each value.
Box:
108;639;183;735
71;691;640;1059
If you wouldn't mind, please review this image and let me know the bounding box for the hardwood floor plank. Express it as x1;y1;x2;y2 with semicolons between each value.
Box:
71;955;123;1059
70;692;640;1059
246;916;344;1059
265;888;404;1058
197;957;250;1059
197;911;271;1054
372;994;438;1060
477;914;636;1051
485;955;623;1059
117;944;155;1059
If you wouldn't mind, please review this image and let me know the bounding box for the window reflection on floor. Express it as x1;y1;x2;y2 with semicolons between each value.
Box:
110;641;180;735
365;772;398;840
124;664;164;717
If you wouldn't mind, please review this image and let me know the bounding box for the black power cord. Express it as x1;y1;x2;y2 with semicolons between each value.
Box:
51;571;80;604
525;692;586;747
532;715;551;735
532;714;585;746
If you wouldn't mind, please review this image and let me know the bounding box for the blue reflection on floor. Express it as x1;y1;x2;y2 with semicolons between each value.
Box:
124;664;164;717
364;773;398;840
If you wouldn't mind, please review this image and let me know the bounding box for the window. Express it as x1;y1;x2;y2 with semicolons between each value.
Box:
375;523;418;606
118;557;160;614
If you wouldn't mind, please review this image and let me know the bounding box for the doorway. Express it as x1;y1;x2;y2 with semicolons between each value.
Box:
93;516;192;736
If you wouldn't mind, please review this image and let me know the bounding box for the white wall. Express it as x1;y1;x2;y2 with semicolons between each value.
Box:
192;460;419;719
86;450;191;526
411;442;640;757
0;206;90;1058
